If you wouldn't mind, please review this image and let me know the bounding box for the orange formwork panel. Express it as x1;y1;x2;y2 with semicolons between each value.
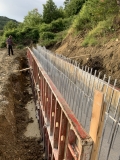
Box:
27;48;93;160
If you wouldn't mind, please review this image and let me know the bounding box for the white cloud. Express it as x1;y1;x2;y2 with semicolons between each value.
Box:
0;0;64;22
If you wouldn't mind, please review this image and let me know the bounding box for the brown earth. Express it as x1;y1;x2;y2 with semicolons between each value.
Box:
0;49;44;160
51;32;120;88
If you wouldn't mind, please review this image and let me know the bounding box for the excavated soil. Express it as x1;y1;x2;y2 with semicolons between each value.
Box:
51;32;120;87
0;49;44;160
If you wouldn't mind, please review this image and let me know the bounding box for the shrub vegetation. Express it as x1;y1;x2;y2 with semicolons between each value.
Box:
0;0;120;48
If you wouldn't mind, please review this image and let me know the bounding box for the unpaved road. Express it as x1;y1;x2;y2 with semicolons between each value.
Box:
0;48;44;160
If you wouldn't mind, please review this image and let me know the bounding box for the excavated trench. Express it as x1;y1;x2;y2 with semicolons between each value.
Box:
0;52;44;160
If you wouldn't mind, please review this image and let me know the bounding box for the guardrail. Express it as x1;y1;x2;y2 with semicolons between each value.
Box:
27;48;93;160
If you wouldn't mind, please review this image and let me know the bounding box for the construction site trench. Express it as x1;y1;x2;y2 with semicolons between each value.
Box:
0;49;44;160
0;46;120;160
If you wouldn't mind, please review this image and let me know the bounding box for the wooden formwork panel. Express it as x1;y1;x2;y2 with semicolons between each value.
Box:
27;49;93;160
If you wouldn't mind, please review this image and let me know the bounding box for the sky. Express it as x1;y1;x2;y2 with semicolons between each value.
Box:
0;0;65;22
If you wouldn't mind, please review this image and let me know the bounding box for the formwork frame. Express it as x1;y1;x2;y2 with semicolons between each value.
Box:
27;48;93;160
33;46;120;160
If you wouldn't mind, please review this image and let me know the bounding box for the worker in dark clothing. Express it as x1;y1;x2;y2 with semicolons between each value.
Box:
6;35;14;56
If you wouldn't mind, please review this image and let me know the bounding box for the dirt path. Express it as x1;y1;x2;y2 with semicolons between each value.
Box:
0;49;19;114
0;48;44;160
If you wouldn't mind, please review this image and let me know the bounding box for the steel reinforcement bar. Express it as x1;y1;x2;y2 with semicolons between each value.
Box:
33;46;120;160
27;48;93;160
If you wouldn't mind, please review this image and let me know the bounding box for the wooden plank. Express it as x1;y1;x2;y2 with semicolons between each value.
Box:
89;90;106;160
13;67;31;72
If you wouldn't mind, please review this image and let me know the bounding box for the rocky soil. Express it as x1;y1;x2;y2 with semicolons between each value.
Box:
0;48;44;160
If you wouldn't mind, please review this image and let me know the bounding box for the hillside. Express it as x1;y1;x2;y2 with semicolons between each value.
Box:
52;30;120;87
49;0;120;88
0;16;18;30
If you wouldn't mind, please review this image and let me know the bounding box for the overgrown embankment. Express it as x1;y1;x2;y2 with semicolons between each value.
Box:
51;0;120;87
53;32;120;87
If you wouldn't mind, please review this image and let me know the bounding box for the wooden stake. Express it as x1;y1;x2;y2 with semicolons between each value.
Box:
13;67;31;72
89;90;106;160
69;54;90;59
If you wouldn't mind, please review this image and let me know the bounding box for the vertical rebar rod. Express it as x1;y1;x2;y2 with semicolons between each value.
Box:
108;96;120;143
98;76;111;160
106;102;120;160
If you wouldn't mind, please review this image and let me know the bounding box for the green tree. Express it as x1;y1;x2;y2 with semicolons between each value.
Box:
43;0;62;23
84;0;119;25
64;0;86;17
74;0;119;31
57;6;65;19
24;8;42;26
4;20;18;31
64;0;71;9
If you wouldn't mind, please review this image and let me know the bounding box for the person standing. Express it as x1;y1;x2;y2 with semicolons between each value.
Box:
6;35;14;56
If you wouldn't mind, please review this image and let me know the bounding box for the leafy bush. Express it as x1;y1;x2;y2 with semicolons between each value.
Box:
50;19;64;32
0;30;3;36
51;17;73;32
39;23;52;32
24;27;40;43
0;35;7;48
40;17;73;34
41;32;55;40
73;0;119;32
73;4;91;31
64;0;86;17
4;29;18;39
82;17;114;46
63;17;74;29
0;26;40;47
40;30;67;47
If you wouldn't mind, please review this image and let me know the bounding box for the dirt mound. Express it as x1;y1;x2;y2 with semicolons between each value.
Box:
0;49;44;160
52;32;120;87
